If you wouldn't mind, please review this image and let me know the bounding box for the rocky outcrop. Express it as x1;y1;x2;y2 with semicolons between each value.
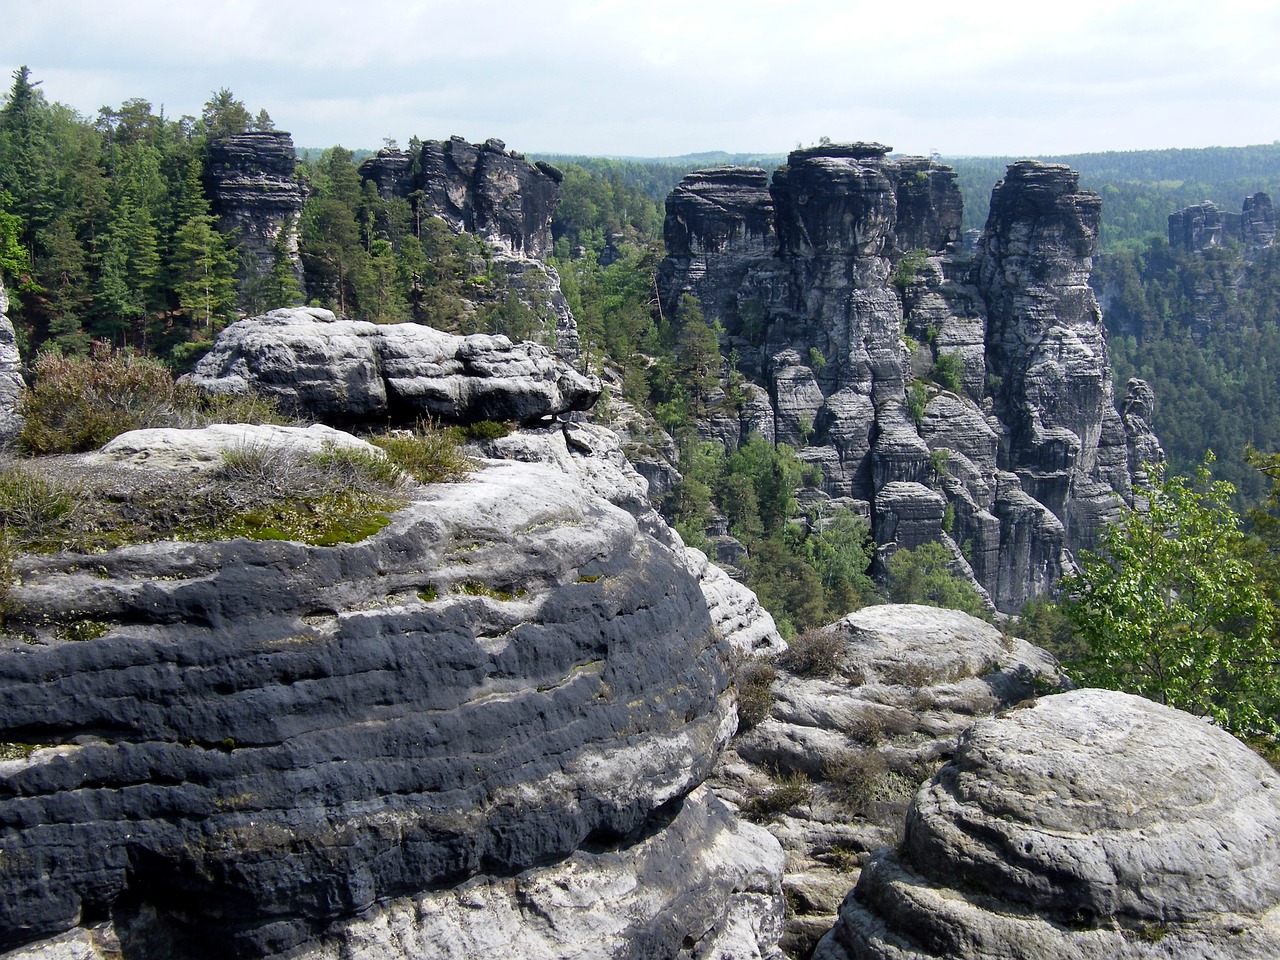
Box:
186;306;601;425
815;689;1280;959
975;161;1131;557
358;139;579;357
0;423;783;959
204;132;306;296
710;604;1067;957
1169;193;1276;256
0;274;24;441
658;148;1156;610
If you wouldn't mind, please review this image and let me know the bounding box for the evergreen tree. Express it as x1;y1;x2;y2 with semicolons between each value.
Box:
172;213;237;333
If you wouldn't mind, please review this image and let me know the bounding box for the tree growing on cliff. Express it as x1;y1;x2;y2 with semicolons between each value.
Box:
1062;455;1279;735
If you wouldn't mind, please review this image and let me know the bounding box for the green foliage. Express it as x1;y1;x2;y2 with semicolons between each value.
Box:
18;344;179;452
17;344;286;453
886;542;989;619
741;770;811;823
890;249;930;294
369;422;473;484
906;381;929;425
930;350;963;392
0;464;77;549
1062;457;1279;735
735;660;777;731
778;628;846;678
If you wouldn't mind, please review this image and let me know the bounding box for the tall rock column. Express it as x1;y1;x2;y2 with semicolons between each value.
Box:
974;161;1126;553
205;131;306;300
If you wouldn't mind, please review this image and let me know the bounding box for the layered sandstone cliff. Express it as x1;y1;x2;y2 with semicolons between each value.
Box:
658;147;1159;610
358;138;579;358
0;418;784;960
204;131;307;298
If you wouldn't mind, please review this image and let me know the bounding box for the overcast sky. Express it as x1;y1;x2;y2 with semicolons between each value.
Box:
4;0;1278;158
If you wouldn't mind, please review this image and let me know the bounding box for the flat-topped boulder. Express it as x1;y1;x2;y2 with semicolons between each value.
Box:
186;307;601;425
816;689;1280;958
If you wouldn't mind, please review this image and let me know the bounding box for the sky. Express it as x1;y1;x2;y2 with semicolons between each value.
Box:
3;0;1278;159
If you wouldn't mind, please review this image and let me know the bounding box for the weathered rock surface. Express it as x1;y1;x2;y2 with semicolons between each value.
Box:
186;307;601;424
658;149;1156;610
816;689;1280;959
0;440;779;959
204;132;306;297
0;274;24;442
1169;193;1276;256
710;604;1067;957
358;139;579;357
94;423;383;472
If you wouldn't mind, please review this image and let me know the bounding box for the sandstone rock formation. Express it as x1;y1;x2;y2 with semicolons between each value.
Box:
710;604;1067;957
815;689;1280;959
358;138;579;357
658;147;1158;610
0;273;24;441
0;425;783;959
1169;192;1276;256
186;306;601;425
204;131;306;297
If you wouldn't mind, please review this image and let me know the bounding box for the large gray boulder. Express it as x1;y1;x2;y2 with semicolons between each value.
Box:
816;689;1280;959
0;448;773;959
187;307;601;425
711;604;1066;957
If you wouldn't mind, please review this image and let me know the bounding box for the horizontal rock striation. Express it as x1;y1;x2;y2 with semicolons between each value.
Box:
816;689;1280;959
658;147;1157;610
1169;192;1276;256
710;604;1066;956
0;442;769;958
204;131;306;297
358;138;579;357
186;307;601;425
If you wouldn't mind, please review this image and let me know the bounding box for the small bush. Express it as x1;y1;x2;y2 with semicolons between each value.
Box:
0;464;78;549
825;749;917;819
780;628;846;678
458;420;512;441
18;342;288;454
371;421;473;484
19;344;178;453
741;770;811;823
930;350;964;392
906;381;929;425
736;660;777;731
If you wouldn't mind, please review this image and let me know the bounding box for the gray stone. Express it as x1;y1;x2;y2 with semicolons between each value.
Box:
712;604;1068;958
0;274;24;442
816;689;1280;959
204;132;306;299
657;150;1151;611
95;423;383;472
0;454;743;958
187;308;601;425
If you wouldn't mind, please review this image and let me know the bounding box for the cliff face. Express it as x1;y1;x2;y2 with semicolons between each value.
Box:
658;147;1158;611
1168;192;1276;255
204;132;307;295
358;138;579;357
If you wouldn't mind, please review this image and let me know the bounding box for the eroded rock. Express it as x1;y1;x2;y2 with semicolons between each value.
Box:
816;689;1280;959
186;308;601;425
0;453;746;958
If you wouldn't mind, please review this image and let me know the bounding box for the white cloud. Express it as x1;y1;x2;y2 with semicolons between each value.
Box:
3;0;1276;155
